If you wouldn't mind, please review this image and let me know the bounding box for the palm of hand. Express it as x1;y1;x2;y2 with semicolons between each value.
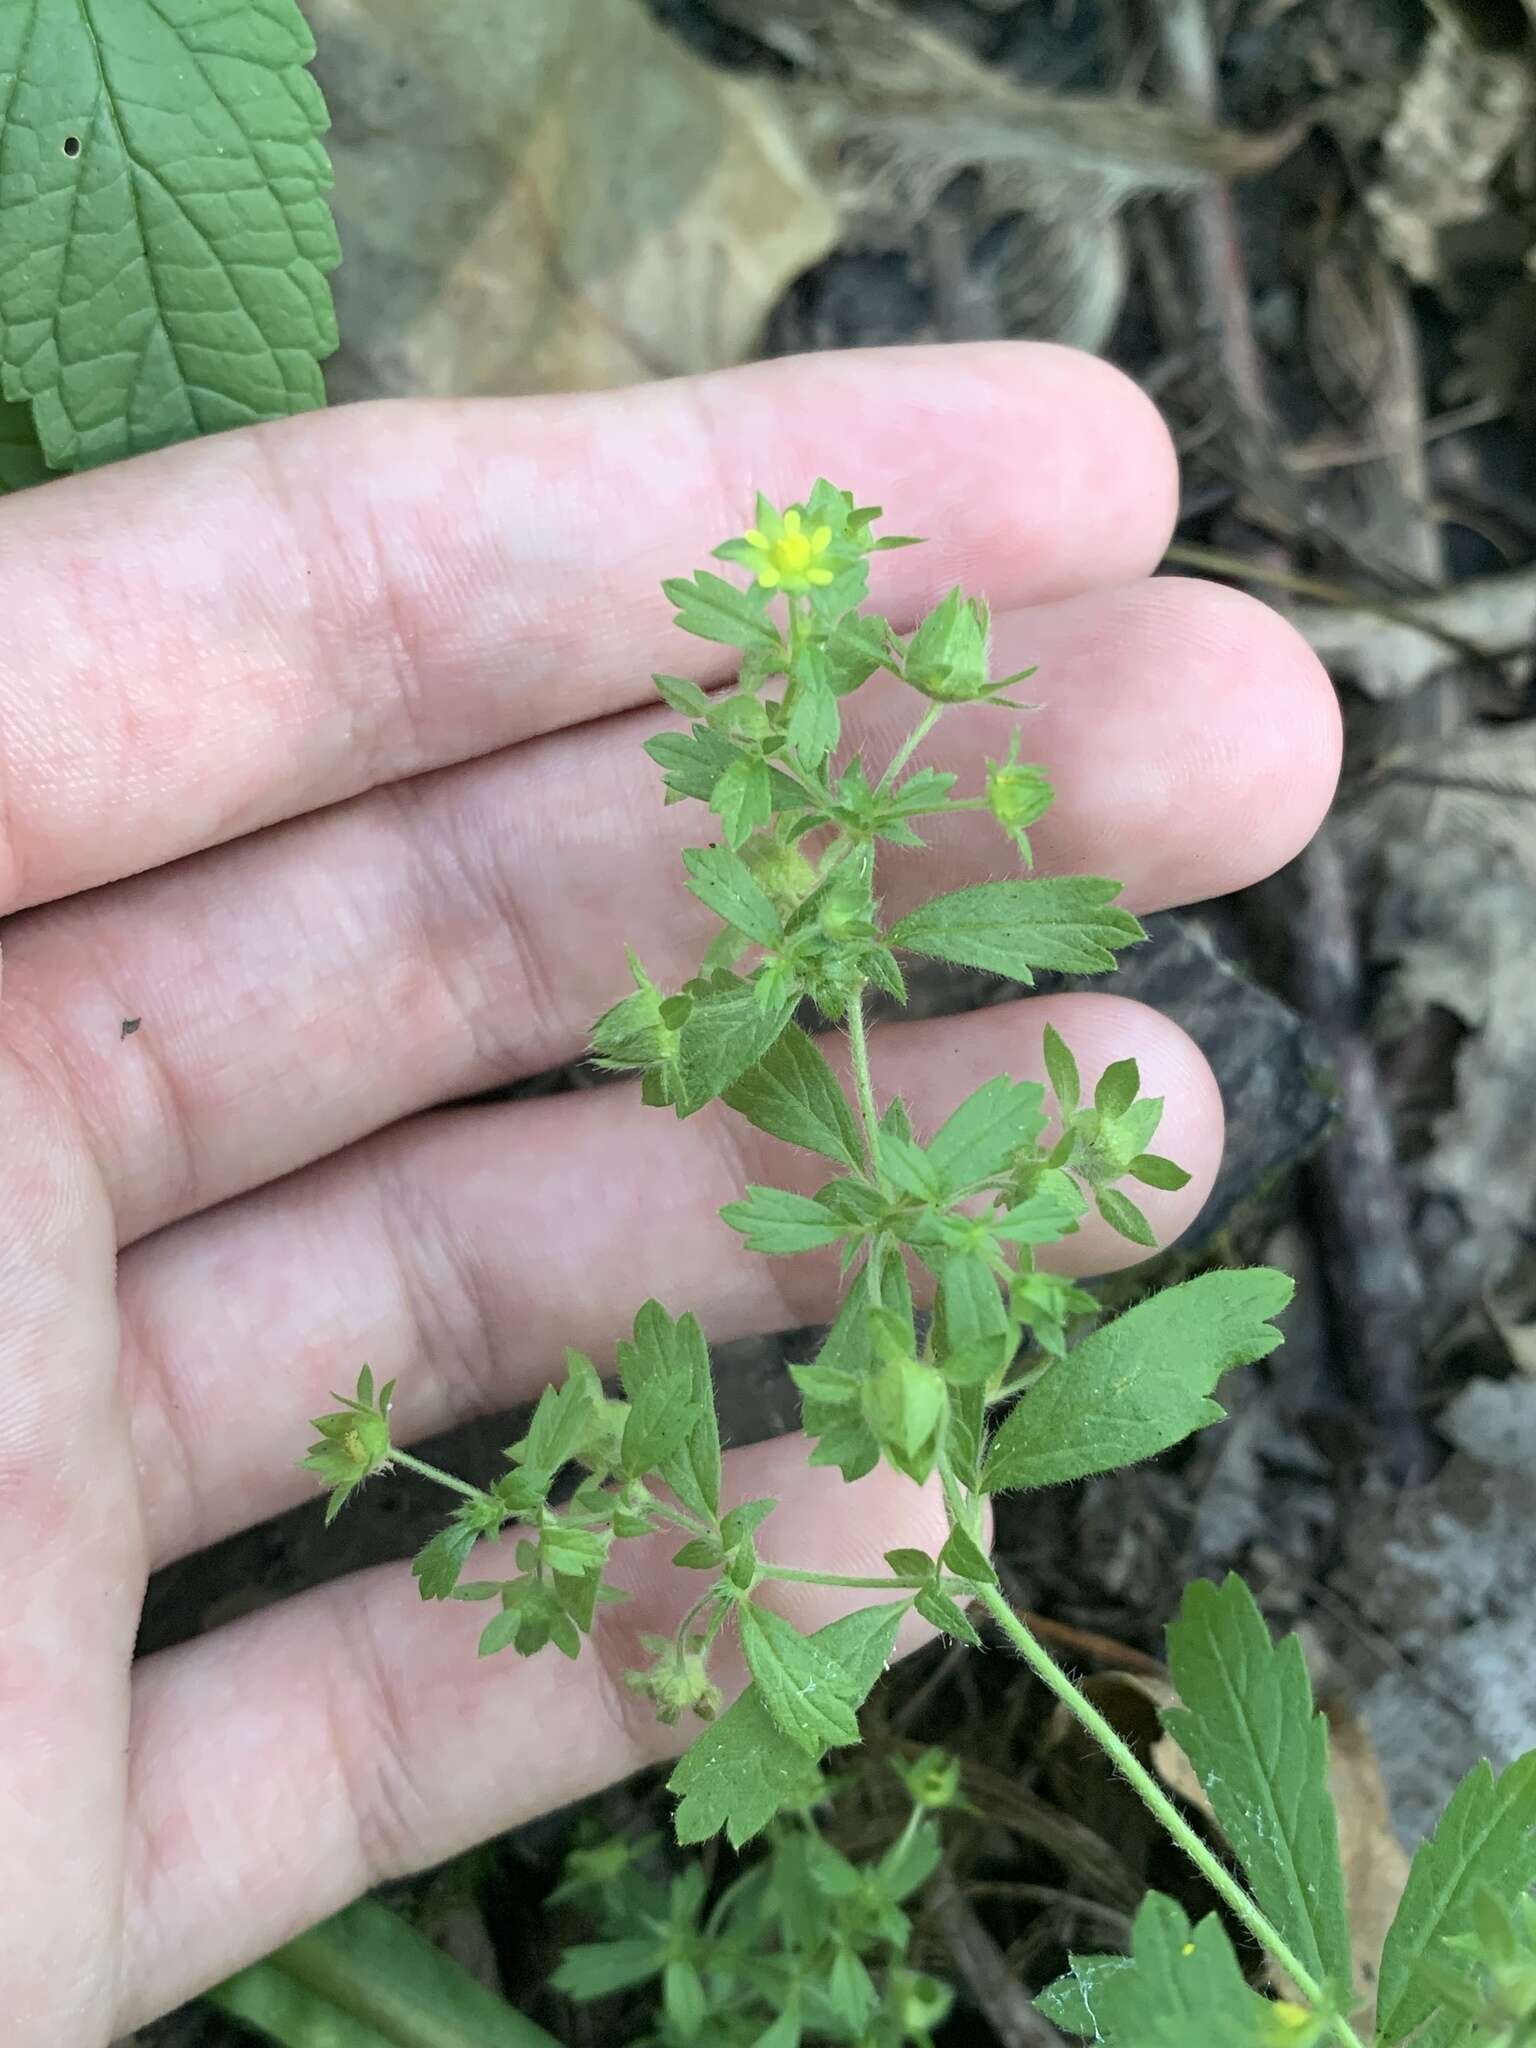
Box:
0;344;1338;2043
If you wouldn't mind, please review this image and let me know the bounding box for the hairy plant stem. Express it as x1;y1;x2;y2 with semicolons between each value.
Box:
758;1564;966;1595
847;992;883;1178
392;1450;489;1503
976;1586;1368;2048
877;701;943;794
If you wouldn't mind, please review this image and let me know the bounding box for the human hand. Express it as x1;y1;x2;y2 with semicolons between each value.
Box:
0;343;1338;2041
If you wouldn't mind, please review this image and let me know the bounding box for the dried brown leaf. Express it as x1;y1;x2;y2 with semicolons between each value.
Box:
307;0;835;401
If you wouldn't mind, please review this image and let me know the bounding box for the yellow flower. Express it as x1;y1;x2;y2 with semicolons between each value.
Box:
744;505;836;591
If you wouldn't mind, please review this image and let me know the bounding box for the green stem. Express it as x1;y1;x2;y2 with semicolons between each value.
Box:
392;1451;489;1505
758;1566;915;1593
758;1563;971;1595
650;1500;716;1541
877;702;943;795
976;1586;1369;2048
847;992;883;1178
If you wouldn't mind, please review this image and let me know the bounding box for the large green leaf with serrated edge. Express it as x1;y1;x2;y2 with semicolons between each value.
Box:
0;393;49;490
738;1601;862;1754
1037;1895;1275;2044
669;1603;904;1847
0;0;339;472
889;877;1145;983
1162;1575;1353;1998
980;1269;1293;1494
1376;1751;1536;2048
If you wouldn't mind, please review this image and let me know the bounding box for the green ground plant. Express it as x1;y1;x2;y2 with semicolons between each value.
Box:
300;486;1536;2044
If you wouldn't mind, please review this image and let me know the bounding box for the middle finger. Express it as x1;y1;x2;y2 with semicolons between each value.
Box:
5;575;1334;1245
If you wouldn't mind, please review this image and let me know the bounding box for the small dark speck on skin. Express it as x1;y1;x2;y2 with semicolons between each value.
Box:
63;135;81;158
121;1018;141;1038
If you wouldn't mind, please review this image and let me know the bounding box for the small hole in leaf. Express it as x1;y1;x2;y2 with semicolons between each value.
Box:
63;135;81;157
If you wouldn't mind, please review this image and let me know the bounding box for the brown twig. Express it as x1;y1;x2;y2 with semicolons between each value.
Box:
1152;0;1283;486
1289;826;1435;1480
927;1867;1070;2047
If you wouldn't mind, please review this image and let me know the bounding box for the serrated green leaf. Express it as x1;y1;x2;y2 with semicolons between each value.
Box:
412;1521;479;1603
981;1270;1293;1494
616;1302;720;1523
682;846;783;949
720;1184;847;1255
662;570;781;653
621;1372;699;1477
653;672;712;719
0;0;340;472
675;980;794;1114
1163;1576;1352;1995
925;1075;1047;1190
878;1129;948;1202
711;752;774;848
1038;1896;1275;2044
669;1603;905;1846
738;1601;862;1754
519;1370;598;1475
1377;1753;1536;2048
786;669;840;764
890;877;1145;982
722;1022;863;1169
1035;1952;1131;2035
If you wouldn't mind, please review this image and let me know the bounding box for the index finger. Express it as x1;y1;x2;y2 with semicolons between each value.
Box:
0;343;1176;915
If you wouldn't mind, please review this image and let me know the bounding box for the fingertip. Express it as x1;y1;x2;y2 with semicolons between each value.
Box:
1159;575;1342;876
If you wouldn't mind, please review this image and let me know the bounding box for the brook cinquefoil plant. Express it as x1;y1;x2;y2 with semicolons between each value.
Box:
304;487;1536;2047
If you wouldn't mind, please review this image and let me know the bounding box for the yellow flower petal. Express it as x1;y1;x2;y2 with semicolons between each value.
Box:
757;566;781;588
744;529;770;550
811;526;832;553
808;567;834;585
782;507;802;535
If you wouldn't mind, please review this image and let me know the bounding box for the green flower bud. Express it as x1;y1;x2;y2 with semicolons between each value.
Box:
740;830;818;914
904;588;991;702
892;1969;954;2038
623;1633;723;1727
895;1747;964;1811
985;734;1054;863
861;1357;946;1484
